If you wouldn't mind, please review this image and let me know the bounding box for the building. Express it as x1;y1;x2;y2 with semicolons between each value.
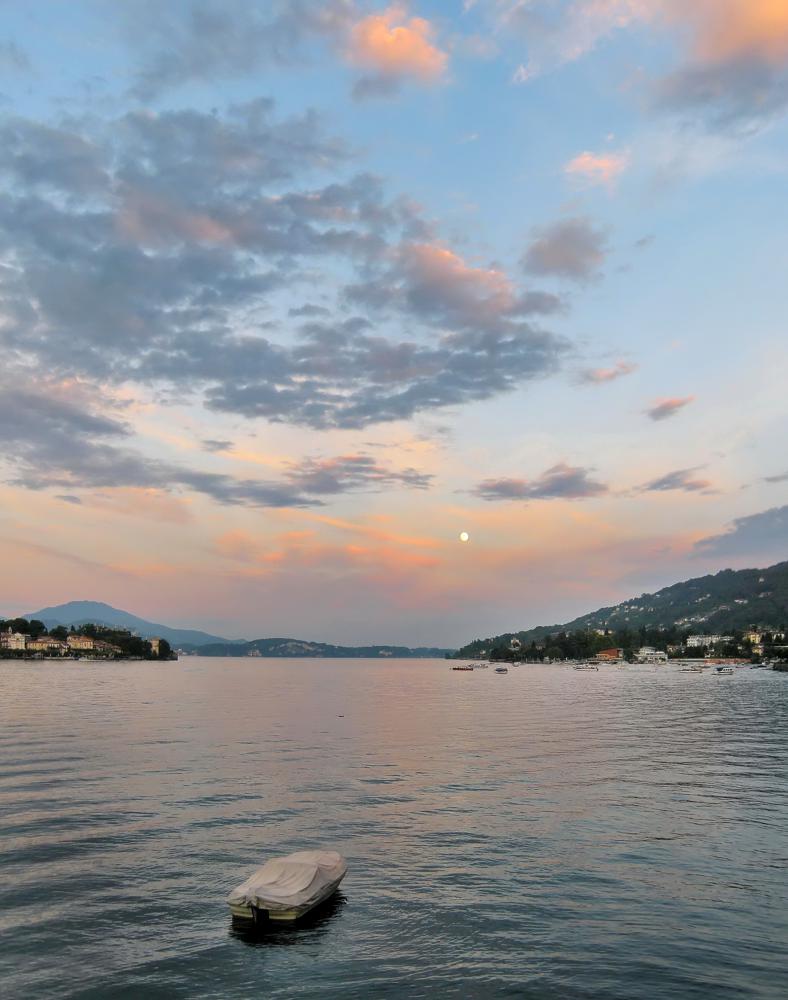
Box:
634;646;668;664
0;629;27;651
67;635;99;651
26;636;69;655
686;635;733;648
149;638;161;656
66;635;121;657
595;647;624;662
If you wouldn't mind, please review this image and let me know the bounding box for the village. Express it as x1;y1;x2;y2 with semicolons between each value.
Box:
483;627;788;666
0;623;171;660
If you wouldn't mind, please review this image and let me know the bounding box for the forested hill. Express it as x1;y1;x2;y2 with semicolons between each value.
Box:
455;561;788;658
194;638;453;658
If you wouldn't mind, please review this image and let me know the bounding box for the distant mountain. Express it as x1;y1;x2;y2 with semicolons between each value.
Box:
193;637;453;658
24;601;239;650
455;561;788;658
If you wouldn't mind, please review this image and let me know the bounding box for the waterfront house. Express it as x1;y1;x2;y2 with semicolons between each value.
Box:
26;636;69;656
686;635;733;648
66;635;122;657
634;646;668;664
595;648;624;662
0;629;27;651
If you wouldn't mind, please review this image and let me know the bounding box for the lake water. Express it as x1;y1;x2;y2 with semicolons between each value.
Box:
1;657;786;999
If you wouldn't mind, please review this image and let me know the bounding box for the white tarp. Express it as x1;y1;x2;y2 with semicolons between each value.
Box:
227;850;347;911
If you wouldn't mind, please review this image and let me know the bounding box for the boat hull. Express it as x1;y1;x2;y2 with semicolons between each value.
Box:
229;873;346;923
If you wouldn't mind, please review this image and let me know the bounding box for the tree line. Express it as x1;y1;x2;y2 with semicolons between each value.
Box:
0;618;172;660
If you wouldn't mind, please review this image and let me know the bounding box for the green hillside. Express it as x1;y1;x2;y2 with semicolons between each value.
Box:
194;637;453;658
455;561;788;658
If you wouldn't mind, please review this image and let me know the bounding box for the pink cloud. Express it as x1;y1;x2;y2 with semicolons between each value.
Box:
662;0;788;67
645;395;695;421
565;149;630;187
347;6;448;87
579;361;638;384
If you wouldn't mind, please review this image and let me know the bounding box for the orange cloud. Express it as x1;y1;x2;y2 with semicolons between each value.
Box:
403;242;518;320
347;6;448;84
565;150;630;187
662;0;788;66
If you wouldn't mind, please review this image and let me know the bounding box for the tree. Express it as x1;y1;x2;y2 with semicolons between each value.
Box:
49;625;69;640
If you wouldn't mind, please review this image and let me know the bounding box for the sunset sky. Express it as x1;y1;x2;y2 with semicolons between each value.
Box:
1;1;787;645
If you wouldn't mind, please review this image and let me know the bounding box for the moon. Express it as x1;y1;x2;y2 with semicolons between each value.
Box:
459;531;470;543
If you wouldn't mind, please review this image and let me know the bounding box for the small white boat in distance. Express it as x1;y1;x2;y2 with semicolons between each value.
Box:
573;663;599;671
227;850;347;923
715;666;735;676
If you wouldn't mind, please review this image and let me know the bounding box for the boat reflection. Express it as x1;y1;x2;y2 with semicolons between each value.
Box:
229;891;348;947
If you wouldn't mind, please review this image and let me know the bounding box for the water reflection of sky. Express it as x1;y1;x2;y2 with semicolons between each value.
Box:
1;658;786;998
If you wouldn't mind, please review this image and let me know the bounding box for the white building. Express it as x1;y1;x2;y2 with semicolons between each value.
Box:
634;646;668;664
0;629;27;651
686;635;733;648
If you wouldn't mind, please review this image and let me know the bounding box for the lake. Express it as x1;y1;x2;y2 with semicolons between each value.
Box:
1;658;786;998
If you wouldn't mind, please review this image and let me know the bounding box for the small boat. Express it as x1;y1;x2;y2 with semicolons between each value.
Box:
451;665;474;671
475;663;489;669
227;850;347;923
714;666;735;676
573;663;599;671
494;666;508;673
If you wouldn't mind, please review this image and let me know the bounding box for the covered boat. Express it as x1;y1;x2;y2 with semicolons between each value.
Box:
227;850;347;922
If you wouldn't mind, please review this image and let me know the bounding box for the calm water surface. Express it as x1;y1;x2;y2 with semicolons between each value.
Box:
1;658;786;999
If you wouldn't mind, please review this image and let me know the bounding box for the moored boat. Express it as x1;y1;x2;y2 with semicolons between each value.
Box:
451;665;474;671
714;666;735;676
494;666;508;673
227;850;347;923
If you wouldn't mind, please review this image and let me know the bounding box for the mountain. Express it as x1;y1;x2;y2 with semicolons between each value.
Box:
193;637;453;658
24;601;239;650
454;561;788;658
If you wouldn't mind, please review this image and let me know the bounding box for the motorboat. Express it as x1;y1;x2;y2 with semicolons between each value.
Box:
494;666;508;673
714;666;735;676
451;665;474;671
573;663;599;671
227;850;347;923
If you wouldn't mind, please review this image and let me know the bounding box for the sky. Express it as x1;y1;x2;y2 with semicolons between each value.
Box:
1;0;787;646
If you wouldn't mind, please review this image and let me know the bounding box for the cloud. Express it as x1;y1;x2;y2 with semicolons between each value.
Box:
202;439;233;453
765;471;788;484
578;361;638;384
121;0;354;101
565;149;630;187
639;467;714;493
473;463;608;501
480;1;788;128
485;1;646;72
0;102;569;430
0;41;31;74
655;0;788;127
0;374;436;508
522;217;608;281
694;504;788;558
511;63;536;84
347;6;448;98
645;395;695;421
287;454;432;494
349;241;563;328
